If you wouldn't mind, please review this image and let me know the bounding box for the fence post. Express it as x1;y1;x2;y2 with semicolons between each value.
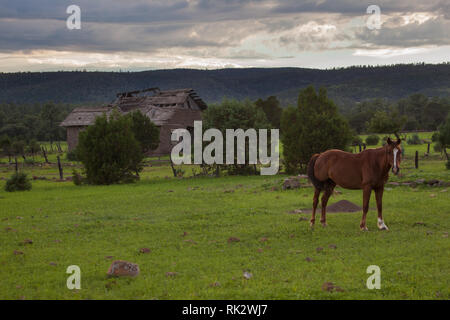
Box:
415;151;419;169
57;155;63;180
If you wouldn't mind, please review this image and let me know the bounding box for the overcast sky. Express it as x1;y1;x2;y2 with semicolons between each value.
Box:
0;0;449;72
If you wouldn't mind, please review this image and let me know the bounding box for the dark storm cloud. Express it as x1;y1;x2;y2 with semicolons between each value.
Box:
0;0;448;54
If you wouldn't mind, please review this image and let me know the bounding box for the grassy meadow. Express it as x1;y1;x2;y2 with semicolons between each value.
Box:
0;133;449;300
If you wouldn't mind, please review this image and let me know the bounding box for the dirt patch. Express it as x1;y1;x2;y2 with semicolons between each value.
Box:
300;200;363;214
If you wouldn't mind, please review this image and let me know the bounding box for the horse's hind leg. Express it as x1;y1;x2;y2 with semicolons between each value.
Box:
310;188;321;227
320;181;335;227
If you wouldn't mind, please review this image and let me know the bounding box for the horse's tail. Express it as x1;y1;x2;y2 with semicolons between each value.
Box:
307;153;324;190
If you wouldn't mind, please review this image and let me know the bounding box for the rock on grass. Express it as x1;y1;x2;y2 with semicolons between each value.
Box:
107;260;139;277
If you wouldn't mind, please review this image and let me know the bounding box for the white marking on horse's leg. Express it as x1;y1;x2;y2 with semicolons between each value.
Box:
377;218;389;230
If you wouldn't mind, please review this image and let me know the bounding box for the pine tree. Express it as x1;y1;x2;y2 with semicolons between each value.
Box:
281;86;352;173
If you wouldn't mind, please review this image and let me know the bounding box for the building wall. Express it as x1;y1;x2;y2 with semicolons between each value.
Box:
147;108;203;157
66;108;204;156
66;126;86;152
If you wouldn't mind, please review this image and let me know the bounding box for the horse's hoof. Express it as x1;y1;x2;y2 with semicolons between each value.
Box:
321;223;328;227
309;222;315;228
377;220;389;230
360;226;369;231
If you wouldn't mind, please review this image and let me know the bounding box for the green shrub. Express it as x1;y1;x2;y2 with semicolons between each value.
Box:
72;169;84;186
431;132;439;142
433;143;442;152
351;135;363;146
24;158;35;165
66;150;78;161
76;110;144;185
365;134;380;146
407;134;422;145
5;172;32;192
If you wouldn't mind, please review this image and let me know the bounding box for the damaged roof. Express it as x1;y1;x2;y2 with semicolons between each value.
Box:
60;88;207;127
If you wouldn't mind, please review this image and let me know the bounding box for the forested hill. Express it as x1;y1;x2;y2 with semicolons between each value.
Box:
1;63;449;106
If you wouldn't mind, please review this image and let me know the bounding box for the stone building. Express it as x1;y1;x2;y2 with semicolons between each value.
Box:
60;88;207;156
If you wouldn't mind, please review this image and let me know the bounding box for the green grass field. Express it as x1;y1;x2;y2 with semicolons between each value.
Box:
0;134;449;300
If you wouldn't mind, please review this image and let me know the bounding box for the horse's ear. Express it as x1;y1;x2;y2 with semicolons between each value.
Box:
387;137;393;145
396;138;401;145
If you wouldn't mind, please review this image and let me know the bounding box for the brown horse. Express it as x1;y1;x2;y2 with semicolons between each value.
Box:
307;138;402;231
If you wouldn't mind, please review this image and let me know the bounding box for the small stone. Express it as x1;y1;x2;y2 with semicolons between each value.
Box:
139;248;151;254
316;247;323;253
260;237;268;242
305;257;313;262
430;194;436;198
49;262;57;266
166;272;178;277
209;282;221;287
243;271;253;280
107;260;140;277
282;177;301;190
322;282;344;292
328;244;337;249
13;250;24;255
105;256;114;260
227;237;240;243
23;239;33;245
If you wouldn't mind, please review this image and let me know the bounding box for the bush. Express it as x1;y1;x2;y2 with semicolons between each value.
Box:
72;169;84;186
433;143;442;153
5;172;32;192
431;132;439;142
24;158;35;165
66;150;78;161
446;160;450;170
76;109;144;185
407;134;422;145
351;135;363;146
365;135;380;146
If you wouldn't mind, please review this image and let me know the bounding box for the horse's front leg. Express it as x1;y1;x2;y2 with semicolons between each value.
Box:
375;187;389;230
360;186;372;231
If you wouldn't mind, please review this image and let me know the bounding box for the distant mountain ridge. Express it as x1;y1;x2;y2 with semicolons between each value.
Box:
1;63;449;107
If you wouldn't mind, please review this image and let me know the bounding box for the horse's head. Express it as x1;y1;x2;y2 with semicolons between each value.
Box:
386;137;402;175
